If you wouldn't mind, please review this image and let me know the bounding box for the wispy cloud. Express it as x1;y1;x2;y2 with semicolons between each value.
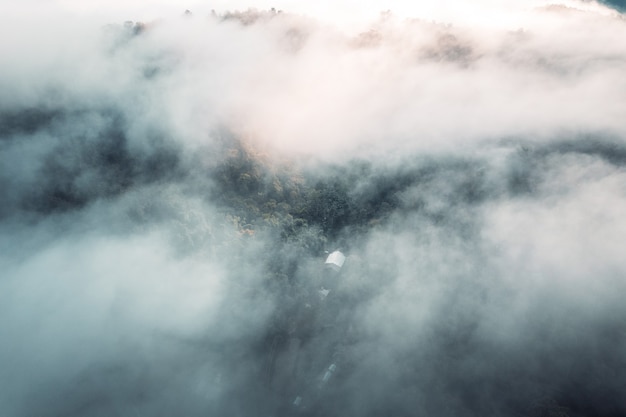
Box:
1;2;626;416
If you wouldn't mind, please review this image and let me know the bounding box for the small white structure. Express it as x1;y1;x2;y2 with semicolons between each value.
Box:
324;251;346;272
318;287;330;300
322;363;337;383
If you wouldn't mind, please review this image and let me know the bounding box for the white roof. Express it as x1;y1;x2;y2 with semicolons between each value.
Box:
324;251;346;271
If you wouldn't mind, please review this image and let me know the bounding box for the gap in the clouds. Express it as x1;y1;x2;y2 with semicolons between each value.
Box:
600;0;626;11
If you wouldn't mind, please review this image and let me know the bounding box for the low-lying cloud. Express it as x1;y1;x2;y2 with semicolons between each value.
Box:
2;1;626;416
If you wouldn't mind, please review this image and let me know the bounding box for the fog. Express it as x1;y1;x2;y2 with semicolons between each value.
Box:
2;1;626;416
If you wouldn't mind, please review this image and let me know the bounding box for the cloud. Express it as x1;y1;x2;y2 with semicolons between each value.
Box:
2;1;626;416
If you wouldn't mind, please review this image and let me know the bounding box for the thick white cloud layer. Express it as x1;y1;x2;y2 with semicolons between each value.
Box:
1;1;626;416
4;0;625;158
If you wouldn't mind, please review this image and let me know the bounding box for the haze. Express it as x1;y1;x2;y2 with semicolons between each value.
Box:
1;1;626;416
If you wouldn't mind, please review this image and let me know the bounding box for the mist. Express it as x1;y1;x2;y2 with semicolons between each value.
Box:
2;1;626;416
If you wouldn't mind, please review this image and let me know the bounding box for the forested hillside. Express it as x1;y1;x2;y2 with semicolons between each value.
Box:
2;5;626;417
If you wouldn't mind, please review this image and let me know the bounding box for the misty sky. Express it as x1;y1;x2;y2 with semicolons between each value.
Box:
2;1;626;417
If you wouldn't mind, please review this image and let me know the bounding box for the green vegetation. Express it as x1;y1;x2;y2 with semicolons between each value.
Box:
208;137;415;257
